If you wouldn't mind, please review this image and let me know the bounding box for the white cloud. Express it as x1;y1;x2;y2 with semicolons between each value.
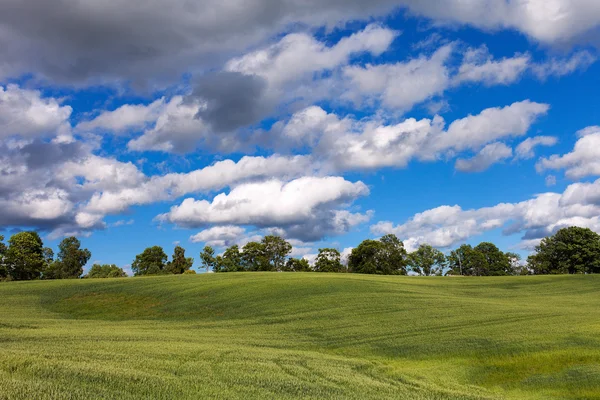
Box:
404;0;600;45
0;85;72;139
455;46;530;86
372;177;600;250
343;44;453;111
545;175;557;187
277;100;548;171
126;96;209;153
537;129;600;179
433;100;550;153
532;50;597;79
515;136;558;159
226;24;397;86
455;142;513;172
190;225;247;247
83;154;315;217
158;176;370;241
77;98;165;133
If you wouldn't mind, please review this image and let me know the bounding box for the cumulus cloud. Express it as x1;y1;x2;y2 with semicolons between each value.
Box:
0;85;72;139
343;44;453;111
372;177;600;250
515;136;558;159
537;128;600;179
158;176;371;241
2;0;597;88
76;98;165;133
275;100;548;171
532;50;597;79
455;142;513;172
190;225;247;247
455;46;530;86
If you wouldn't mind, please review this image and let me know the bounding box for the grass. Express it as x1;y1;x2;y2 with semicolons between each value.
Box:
1;273;600;399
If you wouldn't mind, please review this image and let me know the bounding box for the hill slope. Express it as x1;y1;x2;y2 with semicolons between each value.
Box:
1;273;600;399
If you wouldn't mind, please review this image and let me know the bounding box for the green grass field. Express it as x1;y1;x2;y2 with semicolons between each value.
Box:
1;273;600;399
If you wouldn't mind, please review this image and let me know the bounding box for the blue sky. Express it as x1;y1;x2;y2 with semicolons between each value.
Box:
1;1;600;273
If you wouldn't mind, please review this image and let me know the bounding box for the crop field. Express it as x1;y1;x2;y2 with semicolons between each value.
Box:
1;273;599;399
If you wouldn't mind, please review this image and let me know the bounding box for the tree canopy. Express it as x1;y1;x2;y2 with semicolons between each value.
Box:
166;246;194;274
44;237;91;279
349;234;407;275
86;264;127;278
314;248;343;272
528;227;600;274
4;231;46;281
132;246;168;276
408;244;446;276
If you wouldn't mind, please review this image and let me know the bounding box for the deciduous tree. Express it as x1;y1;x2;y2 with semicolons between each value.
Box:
262;235;292;271
408;244;446;276
528;227;600;274
5;231;45;281
200;246;216;273
166;246;194;274
86;264;127;278
44;237;91;279
241;242;268;271
132;246;168;276
285;257;311;272
314;248;343;272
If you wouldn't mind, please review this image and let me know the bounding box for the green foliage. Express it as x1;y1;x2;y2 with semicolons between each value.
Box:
241;241;268;271
2;274;600;399
199;246;216;273
214;245;243;272
132;246;168;276
528;226;600;274
85;264;127;278
349;234;407;274
474;242;511;276
261;235;292;271
408;244;446;276
183;269;197;275
314;248;343;272
4;231;45;281
0;235;7;280
284;257;311;272
44;237;92;279
166;246;194;274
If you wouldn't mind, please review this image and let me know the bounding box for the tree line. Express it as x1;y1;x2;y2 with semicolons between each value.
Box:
1;226;599;281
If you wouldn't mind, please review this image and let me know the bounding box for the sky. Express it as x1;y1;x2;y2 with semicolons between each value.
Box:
1;0;600;274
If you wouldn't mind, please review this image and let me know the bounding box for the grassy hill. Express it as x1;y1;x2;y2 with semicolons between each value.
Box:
1;273;600;399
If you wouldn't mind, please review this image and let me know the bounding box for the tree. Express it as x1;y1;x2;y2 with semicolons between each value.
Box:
474;242;510;276
241;241;268;271
262;235;292;271
0;235;7;280
200;246;216;273
4;231;45;281
285;257;311;272
348;240;383;274
166;246;194;274
378;234;408;275
44;237;91;279
314;248;343;272
348;234;407;275
408;244;446;276
528;227;600;274
132;246;168;276
506;252;527;275
85;264;127;278
446;244;488;276
214;245;243;272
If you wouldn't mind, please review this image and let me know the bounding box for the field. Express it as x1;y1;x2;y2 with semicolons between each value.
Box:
1;273;600;399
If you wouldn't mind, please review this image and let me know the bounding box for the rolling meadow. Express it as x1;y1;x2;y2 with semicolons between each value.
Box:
1;273;600;399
